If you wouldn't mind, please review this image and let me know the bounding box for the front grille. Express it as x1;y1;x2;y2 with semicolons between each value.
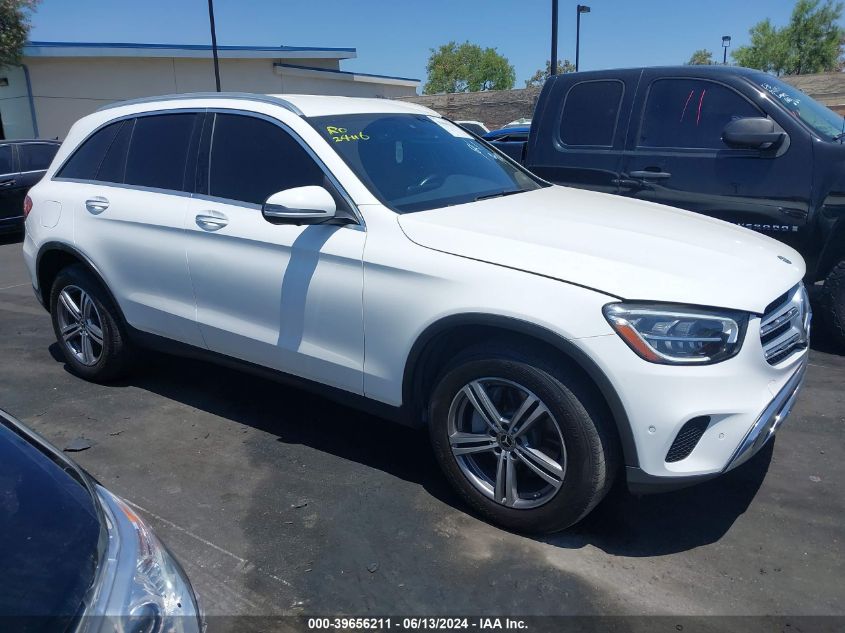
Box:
760;284;811;365
665;416;711;463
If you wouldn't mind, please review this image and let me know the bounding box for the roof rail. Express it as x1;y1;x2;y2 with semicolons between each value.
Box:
96;92;304;116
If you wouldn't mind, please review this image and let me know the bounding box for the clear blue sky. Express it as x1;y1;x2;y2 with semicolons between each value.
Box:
27;0;843;91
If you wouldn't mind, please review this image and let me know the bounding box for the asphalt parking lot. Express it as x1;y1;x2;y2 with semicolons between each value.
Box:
1;233;843;626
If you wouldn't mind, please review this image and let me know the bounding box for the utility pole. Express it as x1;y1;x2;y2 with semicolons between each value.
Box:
551;0;559;76
207;0;222;92
576;5;591;72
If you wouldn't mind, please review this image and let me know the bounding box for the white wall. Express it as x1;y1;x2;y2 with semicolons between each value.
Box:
19;55;415;140
0;66;35;139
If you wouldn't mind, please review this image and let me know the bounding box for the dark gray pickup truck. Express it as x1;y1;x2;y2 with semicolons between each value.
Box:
489;66;845;347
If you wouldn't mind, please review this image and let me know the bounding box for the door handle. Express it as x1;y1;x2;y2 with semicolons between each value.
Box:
195;212;228;231
85;196;109;214
629;170;672;180
0;179;16;187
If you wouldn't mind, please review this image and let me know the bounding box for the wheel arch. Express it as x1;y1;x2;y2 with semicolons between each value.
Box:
401;313;639;467
36;242;122;316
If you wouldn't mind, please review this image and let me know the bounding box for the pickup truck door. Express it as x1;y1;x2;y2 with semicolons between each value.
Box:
526;71;638;194
618;71;813;254
184;112;366;394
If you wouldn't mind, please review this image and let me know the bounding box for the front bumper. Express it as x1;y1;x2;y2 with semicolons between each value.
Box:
724;357;806;471
625;356;807;494
574;313;809;490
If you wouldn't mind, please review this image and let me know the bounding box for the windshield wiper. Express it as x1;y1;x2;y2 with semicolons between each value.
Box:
474;189;526;201
833;131;845;143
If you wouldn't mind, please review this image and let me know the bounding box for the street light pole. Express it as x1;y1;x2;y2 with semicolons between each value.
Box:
207;0;222;92
551;0;559;76
722;35;731;65
576;5;591;72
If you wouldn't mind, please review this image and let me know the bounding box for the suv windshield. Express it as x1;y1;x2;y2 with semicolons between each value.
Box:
309;114;545;213
754;74;845;140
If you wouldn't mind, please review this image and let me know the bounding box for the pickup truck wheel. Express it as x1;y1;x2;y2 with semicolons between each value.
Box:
50;264;134;382
823;260;845;348
428;346;618;534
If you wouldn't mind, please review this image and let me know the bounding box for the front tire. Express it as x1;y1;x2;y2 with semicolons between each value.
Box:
823;260;845;348
50;264;134;382
428;345;619;534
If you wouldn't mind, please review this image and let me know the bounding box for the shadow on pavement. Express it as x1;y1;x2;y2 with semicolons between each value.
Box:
50;341;775;558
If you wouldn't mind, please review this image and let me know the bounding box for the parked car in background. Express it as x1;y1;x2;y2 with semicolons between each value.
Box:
482;125;530;161
0;140;60;234
455;120;489;136
0;409;202;632
503;117;531;128
24;93;808;533
488;65;845;346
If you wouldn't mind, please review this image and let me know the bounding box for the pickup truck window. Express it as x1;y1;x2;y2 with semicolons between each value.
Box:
755;74;845;141
559;80;623;147
310;114;544;213
639;79;761;150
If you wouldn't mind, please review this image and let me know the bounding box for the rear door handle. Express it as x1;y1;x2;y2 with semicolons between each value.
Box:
0;179;17;188
629;170;672;180
195;212;228;231
85;196;109;214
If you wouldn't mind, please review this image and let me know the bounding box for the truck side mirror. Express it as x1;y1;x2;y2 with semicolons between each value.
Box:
723;117;785;149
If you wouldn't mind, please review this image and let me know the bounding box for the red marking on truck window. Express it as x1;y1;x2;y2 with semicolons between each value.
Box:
680;89;694;123
696;89;706;126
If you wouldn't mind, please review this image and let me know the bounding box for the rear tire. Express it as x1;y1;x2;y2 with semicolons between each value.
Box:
428;344;619;534
50;264;134;382
822;260;845;348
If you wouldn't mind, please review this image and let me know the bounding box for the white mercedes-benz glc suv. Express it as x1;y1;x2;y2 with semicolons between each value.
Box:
22;93;810;533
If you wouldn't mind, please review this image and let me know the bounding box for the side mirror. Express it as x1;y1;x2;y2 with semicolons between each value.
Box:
262;186;336;225
723;117;785;149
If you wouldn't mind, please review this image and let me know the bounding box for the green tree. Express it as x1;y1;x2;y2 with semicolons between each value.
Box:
732;0;843;75
686;49;715;65
0;0;38;68
786;0;843;74
424;41;515;94
524;59;576;88
733;19;790;74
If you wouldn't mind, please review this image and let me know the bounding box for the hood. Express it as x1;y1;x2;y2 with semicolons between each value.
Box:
397;186;805;314
0;416;101;622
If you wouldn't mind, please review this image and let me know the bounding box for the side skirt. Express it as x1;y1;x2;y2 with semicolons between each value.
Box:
125;326;415;428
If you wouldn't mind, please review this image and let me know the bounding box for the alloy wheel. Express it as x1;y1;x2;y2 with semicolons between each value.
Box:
56;285;104;366
447;378;567;509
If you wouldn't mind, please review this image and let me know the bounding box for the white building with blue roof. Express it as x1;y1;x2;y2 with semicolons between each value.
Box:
0;41;420;140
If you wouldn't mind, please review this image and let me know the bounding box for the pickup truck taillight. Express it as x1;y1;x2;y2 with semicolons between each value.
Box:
23;195;32;219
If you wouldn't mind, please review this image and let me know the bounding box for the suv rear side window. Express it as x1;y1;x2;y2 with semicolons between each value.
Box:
639;79;762;149
560;80;624;147
18;143;58;172
56;121;123;180
125;114;197;191
208;114;325;205
0;145;13;175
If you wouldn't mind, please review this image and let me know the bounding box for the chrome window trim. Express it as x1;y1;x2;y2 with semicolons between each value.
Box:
96;92;305;117
50;177;194;199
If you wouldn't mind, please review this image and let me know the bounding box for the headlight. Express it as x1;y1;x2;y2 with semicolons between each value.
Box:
603;303;748;364
96;489;203;633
